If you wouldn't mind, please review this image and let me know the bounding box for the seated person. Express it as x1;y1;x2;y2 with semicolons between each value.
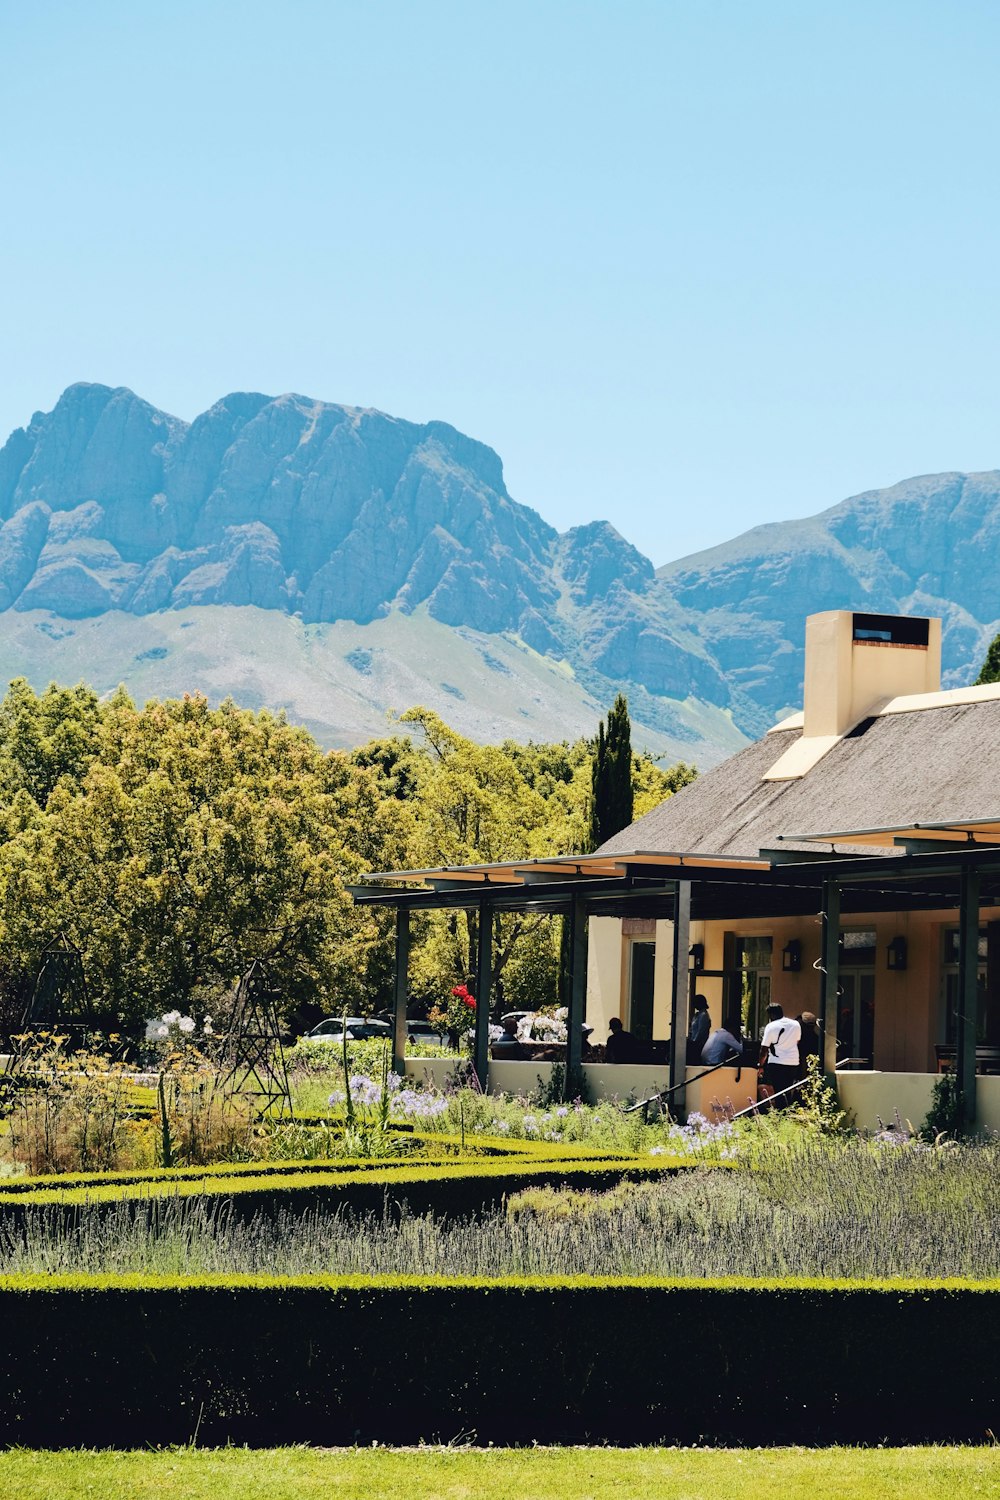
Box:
490;1015;526;1059
686;994;711;1063
605;1016;638;1063
701;1018;743;1066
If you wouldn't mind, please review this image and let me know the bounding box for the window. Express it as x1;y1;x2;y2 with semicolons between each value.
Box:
735;936;772;1040
941;927;988;1045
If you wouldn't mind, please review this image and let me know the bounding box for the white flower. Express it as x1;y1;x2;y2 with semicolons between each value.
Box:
161;1009;181;1025
178;1016;196;1034
202;1018;214;1035
153;1023;169;1040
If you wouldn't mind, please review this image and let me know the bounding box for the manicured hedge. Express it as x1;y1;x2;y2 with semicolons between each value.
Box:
0;1131;629;1199
0;1132;637;1195
0;1275;995;1446
0;1157;680;1224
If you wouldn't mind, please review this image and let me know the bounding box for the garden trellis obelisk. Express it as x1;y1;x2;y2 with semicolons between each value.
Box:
216;958;293;1118
21;932;93;1037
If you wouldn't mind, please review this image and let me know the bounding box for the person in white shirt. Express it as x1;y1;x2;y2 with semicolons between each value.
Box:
759;1004;802;1103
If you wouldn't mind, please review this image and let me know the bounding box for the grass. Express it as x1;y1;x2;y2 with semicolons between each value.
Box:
1;1446;996;1499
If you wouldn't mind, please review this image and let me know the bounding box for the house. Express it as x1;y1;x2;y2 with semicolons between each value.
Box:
353;609;1000;1130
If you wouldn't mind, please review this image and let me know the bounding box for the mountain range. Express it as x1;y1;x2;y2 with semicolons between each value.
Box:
0;383;998;764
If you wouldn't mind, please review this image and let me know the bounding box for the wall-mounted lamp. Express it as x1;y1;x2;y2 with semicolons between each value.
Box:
689;943;705;972
781;939;802;973
887;935;908;972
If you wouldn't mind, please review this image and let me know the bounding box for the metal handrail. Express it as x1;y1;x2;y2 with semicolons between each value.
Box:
621;1050;744;1115
726;1075;808;1119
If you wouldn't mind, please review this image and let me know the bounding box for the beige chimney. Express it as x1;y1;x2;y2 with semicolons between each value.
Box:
764;610;941;781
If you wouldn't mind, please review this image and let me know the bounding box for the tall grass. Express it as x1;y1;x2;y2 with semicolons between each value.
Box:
3;1135;998;1280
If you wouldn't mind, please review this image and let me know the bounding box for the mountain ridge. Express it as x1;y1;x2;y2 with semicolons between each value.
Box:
1;382;998;763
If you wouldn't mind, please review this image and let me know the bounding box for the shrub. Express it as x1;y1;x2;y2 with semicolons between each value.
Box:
921;1070;965;1140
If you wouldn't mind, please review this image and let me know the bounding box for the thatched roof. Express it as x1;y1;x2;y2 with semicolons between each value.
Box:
598;698;1000;859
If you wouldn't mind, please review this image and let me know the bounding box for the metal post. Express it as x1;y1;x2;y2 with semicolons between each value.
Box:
392;907;409;1079
565;895;588;1092
668;880;691;1105
956;865;980;1128
818;877;840;1075
474;903;492;1090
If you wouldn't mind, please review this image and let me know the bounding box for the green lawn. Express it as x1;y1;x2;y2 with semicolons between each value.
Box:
2;1447;996;1500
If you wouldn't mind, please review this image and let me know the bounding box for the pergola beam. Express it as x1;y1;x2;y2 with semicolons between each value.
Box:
391;908;409;1079
668;880;692;1106
473;904;492;1089
955;866;980;1126
818;877;840;1074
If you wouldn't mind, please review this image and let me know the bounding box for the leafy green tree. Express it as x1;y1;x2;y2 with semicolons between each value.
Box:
976;631;1000;685
0;679;698;1038
0;693;410;1031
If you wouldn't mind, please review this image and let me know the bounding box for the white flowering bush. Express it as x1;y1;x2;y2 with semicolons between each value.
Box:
512;1006;569;1043
143;1009;213;1058
328;1071;448;1123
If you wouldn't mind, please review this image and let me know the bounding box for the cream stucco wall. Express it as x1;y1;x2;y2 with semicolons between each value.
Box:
403;1057;756;1111
403;1056;1000;1131
586;916;625;1042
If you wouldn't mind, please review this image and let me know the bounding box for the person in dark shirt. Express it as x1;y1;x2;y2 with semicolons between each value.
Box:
605;1016;637;1063
490;1016;526;1059
687;994;711;1063
797;1010;821;1078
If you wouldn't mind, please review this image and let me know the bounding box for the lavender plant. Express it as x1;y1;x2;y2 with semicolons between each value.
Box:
4;1133;999;1280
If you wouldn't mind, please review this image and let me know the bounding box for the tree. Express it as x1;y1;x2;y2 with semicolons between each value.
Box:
587;693;634;851
976;631;1000;685
396;708;554;1012
0;691;411;1031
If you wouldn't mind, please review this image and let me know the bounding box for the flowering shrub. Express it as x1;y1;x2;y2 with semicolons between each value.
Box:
328;1071;448;1123
143;1009;214;1064
430;984;477;1037
648;1111;738;1159
520;1007;568;1043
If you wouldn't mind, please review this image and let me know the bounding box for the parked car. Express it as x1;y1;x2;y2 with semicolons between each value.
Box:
406;1021;444;1046
369;1012;447;1047
304;1017;392;1043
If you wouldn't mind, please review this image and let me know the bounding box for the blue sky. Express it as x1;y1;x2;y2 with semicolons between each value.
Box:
2;0;999;564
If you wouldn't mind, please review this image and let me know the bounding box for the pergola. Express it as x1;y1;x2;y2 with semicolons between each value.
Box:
351;819;1000;1122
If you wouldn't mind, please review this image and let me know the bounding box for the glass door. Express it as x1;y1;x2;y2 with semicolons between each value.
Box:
837;970;875;1065
735;936;772;1042
628;941;655;1043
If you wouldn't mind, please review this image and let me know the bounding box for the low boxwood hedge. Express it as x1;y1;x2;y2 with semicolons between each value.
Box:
0;1131;635;1197
0;1156;682;1222
0;1274;995;1446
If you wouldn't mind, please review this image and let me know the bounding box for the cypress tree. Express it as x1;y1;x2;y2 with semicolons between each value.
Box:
587;693;634;851
976;631;1000;685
